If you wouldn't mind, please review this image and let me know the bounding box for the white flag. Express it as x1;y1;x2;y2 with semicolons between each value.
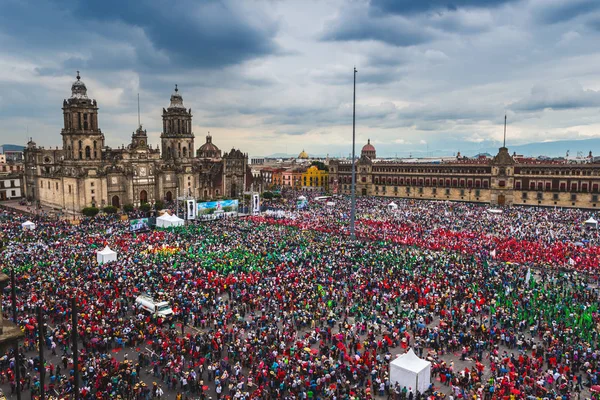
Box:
525;267;531;284
490;249;496;259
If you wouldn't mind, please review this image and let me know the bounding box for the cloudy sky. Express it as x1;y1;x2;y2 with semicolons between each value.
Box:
2;0;600;157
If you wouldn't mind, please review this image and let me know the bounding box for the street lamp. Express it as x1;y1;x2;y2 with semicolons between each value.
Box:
350;67;357;240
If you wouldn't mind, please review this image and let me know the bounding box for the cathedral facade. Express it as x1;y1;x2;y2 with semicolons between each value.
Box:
24;73;251;214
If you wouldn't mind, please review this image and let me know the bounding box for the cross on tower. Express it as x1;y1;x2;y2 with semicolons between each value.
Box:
175;84;178;93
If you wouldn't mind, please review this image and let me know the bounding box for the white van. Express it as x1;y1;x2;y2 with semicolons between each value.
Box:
135;295;174;318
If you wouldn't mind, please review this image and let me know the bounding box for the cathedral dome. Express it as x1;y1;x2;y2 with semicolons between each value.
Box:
197;134;221;158
71;71;88;99
169;84;185;109
298;149;309;159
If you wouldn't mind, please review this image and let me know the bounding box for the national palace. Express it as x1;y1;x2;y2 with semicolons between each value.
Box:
23;73;251;214
328;141;600;209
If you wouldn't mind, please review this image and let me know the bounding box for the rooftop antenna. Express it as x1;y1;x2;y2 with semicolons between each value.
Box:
503;114;507;148
137;93;141;128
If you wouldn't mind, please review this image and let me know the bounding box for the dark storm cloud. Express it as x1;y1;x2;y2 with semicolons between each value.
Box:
509;83;600;112
0;0;280;71
69;0;280;69
534;0;600;24
321;8;434;47
369;0;520;15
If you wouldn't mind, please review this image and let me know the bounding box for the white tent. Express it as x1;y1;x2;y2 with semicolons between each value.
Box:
326;201;335;207
156;214;172;228
96;246;117;264
297;195;307;201
156;214;184;228
387;202;398;211
389;349;431;394
167;214;184;227
487;208;503;214
584;217;598;229
21;220;36;230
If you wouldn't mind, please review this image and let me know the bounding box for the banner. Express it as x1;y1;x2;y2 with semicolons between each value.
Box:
130;218;150;232
252;193;260;215
187;199;196;220
197;199;239;215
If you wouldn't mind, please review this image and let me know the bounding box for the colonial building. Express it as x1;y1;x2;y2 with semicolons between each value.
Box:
24;73;251;214
329;140;600;209
302;165;328;192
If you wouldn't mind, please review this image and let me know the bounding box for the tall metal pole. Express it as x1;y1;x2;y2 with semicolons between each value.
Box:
71;298;79;400
38;306;45;400
11;269;21;400
350;67;358;240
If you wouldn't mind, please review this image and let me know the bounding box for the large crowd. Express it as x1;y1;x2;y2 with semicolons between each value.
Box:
0;193;599;400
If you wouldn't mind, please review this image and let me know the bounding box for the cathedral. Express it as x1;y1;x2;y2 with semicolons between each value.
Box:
24;73;252;214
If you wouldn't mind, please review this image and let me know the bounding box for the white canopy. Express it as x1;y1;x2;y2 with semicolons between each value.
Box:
584;217;598;228
156;214;171;228
297;196;307;201
97;246;117;264
487;208;503;214
21;220;36;230
387;202;398;210
157;214;184;228
168;214;184;227
389;349;431;394
326;201;335;207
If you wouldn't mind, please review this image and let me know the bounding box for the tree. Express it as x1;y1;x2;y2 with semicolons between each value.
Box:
123;204;134;213
81;207;100;217
311;161;329;171
139;203;151;213
103;206;118;214
262;191;274;200
154;200;165;210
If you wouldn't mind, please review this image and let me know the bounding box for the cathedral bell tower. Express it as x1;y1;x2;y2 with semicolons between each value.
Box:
61;72;105;161
161;85;194;162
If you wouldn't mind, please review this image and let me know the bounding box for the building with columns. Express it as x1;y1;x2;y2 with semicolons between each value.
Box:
329;139;600;209
24;73;251;214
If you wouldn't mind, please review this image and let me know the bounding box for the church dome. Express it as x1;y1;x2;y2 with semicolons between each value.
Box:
361;139;376;159
71;71;88;99
298;149;309;159
169;84;185;109
197;134;221;158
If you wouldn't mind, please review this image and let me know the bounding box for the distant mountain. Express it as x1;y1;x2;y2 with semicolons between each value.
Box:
256;138;600;160
488;138;600;158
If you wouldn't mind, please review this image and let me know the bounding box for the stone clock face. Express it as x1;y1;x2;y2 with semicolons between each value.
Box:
111;176;117;184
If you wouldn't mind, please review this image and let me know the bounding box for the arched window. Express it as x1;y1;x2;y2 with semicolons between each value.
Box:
166;146;171;158
85;146;91;159
183;147;187;157
93;141;97;149
78;140;82;149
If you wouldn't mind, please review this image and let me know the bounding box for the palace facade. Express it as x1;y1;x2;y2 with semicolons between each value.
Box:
24;73;251;214
329;141;600;209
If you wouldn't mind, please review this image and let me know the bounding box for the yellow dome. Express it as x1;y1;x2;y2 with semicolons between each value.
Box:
298;149;309;159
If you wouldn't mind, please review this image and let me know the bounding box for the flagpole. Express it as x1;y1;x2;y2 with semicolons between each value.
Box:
350;67;357;240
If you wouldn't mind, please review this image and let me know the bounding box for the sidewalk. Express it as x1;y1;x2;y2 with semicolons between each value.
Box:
0;200;66;219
